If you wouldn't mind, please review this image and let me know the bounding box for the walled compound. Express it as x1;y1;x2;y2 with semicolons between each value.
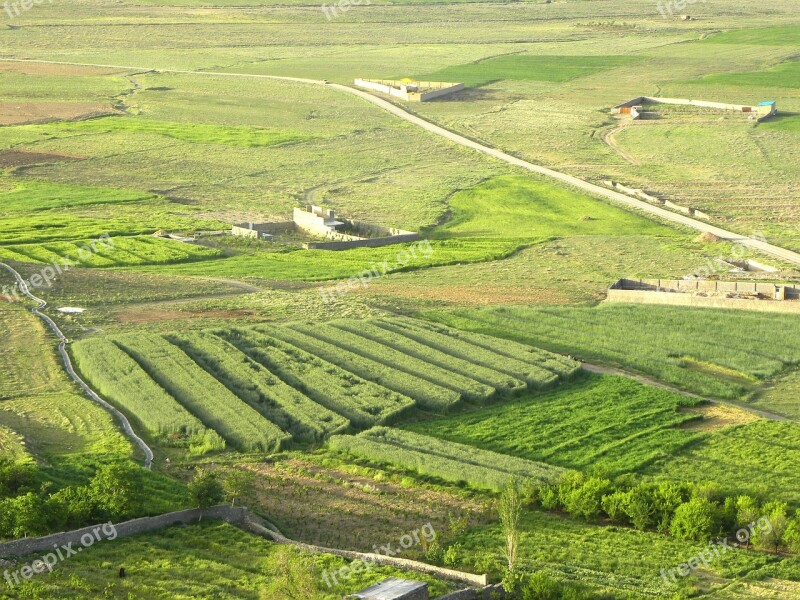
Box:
612;96;778;121
232;204;418;250
354;79;465;102
608;278;800;314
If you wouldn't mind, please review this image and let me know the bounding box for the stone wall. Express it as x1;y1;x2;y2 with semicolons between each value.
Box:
240;516;489;587
353;79;464;102
232;222;294;238
0;506;246;559
608;278;800;314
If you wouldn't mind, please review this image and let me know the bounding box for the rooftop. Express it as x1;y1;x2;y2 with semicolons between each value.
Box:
349;578;428;600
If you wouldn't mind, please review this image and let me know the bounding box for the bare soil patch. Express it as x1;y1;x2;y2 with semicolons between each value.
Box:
0;150;81;168
245;457;491;551
0;61;123;76
0;102;117;125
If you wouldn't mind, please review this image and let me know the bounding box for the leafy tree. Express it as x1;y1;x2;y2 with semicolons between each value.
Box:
538;485;560;511
752;502;789;553
88;463;144;520
601;490;629;525
221;468;256;507
671;498;719;541
625;485;657;531
650;482;689;534
189;469;225;511
6;492;47;538
0;460;37;499
499;479;523;584
563;477;611;522
46;486;94;530
783;511;800;554
736;495;760;528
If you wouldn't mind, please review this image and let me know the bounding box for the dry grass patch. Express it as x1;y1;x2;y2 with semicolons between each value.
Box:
0;150;81;167
679;402;759;432
0;102;116;125
244;456;491;552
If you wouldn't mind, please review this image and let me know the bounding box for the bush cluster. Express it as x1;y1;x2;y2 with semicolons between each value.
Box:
527;472;800;552
0;460;145;539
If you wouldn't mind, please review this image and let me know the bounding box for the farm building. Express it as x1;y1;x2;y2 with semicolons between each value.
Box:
354;79;464;102
231;205;419;250
348;578;429;600
757;100;778;119
612;96;777;121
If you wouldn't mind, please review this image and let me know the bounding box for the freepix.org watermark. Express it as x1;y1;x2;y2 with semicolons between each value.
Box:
3;0;53;20
657;0;706;19
1;234;114;302
322;0;370;21
660;516;772;586
319;238;433;304
321;523;436;588
3;522;118;588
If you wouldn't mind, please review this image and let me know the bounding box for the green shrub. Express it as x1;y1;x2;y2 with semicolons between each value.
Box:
671;498;720;541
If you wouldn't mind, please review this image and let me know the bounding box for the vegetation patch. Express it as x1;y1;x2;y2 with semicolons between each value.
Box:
16;116;311;148
403;375;704;475
428;305;800;399
416;54;640;87
697;58;800;89
330;427;565;492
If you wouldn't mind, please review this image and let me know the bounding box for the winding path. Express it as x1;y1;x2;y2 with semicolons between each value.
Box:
3;57;800;266
0;262;154;468
580;362;791;422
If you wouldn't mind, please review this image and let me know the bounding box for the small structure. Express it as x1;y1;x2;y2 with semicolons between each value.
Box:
232;205;419;250
354;79;464;102
292;205;344;237
230;222;293;240
757;101;778;119
607;278;800;314
612;96;777;121
348;578;429;600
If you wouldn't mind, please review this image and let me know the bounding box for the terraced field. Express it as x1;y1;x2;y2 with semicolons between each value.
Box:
329;427;566;492
430;305;800;399
72;318;579;455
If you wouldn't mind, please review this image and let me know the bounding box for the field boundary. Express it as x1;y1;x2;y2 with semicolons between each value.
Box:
0;505;489;588
0;262;154;467
2;58;799;267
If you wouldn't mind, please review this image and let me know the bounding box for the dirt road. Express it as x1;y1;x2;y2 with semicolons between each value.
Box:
5;57;798;266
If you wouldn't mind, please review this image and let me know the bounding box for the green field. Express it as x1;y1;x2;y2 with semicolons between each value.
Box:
428;305;800;399
416;54;640;87
330;426;565;492
72;318;579;454
2;521;452;599
403;375;704;475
